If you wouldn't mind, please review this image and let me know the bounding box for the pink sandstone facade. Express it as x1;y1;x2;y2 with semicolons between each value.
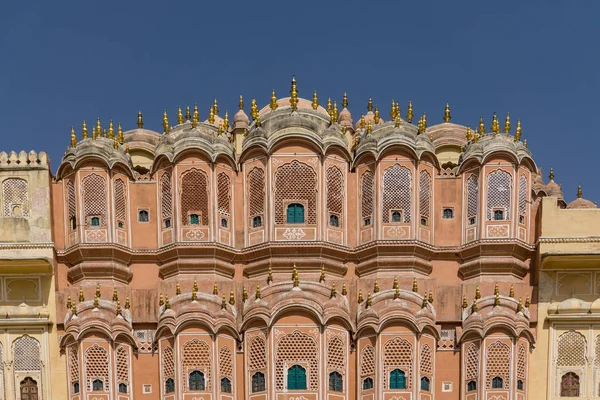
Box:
2;78;595;400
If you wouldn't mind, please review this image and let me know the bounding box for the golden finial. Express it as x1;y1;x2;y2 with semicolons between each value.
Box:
342;283;347;296
494;283;499;296
320;264;325;283
525;295;531;308
292;263;297;280
91;125;97;140
342;92;348;109
137;111;143;128
395;116;401;128
472;297;478;313
367;98;373;112
509;285;515;298
422;296;428;308
229;291;235;305
390;99;396;120
103;128;108;138
549;168;555;181
494;292;500;306
96;118;102;138
312;90;319;110
412;278;418;292
95;283;101;298
213;283;218;295
473;127;480;143
289;75;298;111
93;295;99;308
164;294;170;309
213;99;219;115
466;125;473;141
124;296;130;309
523;139;527;148
250;98;258;120
66;296;72;309
224;111;230;130
82;120;88;139
475;286;481;299
460;146;464;153
406;101;414;123
333;101;339;122
367;121;372;134
293;270;299;287
577;184;583;198
159;293;164;306
417;116;423;134
267;264;273;284
358;289;364;303
177;106;183;125
504;112;511;133
374;106;380;124
185;105;191;122
270;89;278;110
330;282;337;298
117;123;124;144
428;290;434;303
112;288;118;302
79;288;84;302
395;102;400;120
256;285;261;299
243;287;248;301
70;127;77;147
515;119;522;141
327;97;332;116
394;285;400;300
422;113;427;131
374;280;380;293
517;297;523;312
360;114;366;129
192;104;199;128
366;292;372;308
491;112;500;134
71;302;77;316
208;106;215;124
116;300;122;315
478;116;485;135
462;295;468;309
443;103;451;123
393;277;399;290
330;110;335;125
238;95;244;110
108;120;114;139
191;288;197;301
176;282;181;295
221;294;227;309
162;109;169;134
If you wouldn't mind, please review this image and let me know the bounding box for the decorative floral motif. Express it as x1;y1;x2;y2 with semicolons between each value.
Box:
386;226;407;239
85;229;107;242
487;225;509;238
283;228;306;240
186;229;205;240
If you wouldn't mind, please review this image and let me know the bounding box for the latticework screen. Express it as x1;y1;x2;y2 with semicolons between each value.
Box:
84;344;109;391
180;169;209;225
162;346;175;381
116;346;129;385
383;337;413;389
517;342;527;381
275;330;319;391
465;342;479;381
419;344;433;376
274;161;317;224
326;166;344;223
485;341;510;389
327;336;346;372
82;173;107;225
467;175;479;219
360;345;375;377
217;172;231;217
160;173;173;221
247;167;265;221
382;165;412;223
361;171;374;221
67;180;76;221
519;175;527;216
2;178;29;217
419;171;431;219
248;337;266;371
69;346;79;387
486;170;511;220
219;346;233;380
182;339;212;390
13;335;41;371
557;330;586;366
114;179;126;225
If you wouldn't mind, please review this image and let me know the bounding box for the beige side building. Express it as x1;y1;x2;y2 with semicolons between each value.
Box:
0;151;64;400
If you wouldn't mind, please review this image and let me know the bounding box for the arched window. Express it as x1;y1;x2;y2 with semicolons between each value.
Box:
189;370;205;390
92;379;104;391
91;216;100;226
189;214;200;225
165;378;175;393
3;178;29;217
486;170;511;221
420;376;430;391
73;382;80;394
389;369;406;389
287;365;307;390
252;371;266;393
560;372;579;397
118;383;128;393
467;380;477;391
220;377;232;393
443;208;454;219
252;215;262;228
164;219;171;228
328;371;343;392
391;210;402;222
362;377;374;390
138;210;149;222
20;377;38;399
492;376;503;389
517;379;524;390
493;209;504;221
330;214;339;227
286;204;305;224
220;218;228;228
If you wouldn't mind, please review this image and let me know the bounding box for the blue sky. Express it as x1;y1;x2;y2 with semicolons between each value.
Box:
0;1;598;203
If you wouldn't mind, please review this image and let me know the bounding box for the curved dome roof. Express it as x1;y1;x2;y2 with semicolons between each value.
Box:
258;97;329;118
566;186;597;209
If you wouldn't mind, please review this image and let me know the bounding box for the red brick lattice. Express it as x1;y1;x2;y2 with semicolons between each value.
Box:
160;173;172;221
84;344;109;391
382;165;412;223
162;346;175;381
383;337;413;389
274;161;317;225
275;330;319;391
182;339;212;390
247;167;265;221
67;180;76;221
467;175;479;219
360;345;375;377
419;171;431;218
519;175;527;216
180;169;209;226
517;342;527;381
114;179;126;225
465;342;479;381
219;346;233;379
217;172;231;217
248;337;266;371
485;340;510;390
361;170;374;221
420;344;433;376
486;170;511;220
326;166;344;223
327;336;346;371
116;346;129;387
82;173;107;225
69;346;79;386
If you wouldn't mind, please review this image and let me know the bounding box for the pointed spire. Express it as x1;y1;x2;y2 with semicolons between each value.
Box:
395;116;401;128
112;288;118;302
394;285;400;300
504;113;511;133
162;109;170;134
393;277;399;290
422;113;427;131
137;111;143;128
178;106;184;124
478;116;485;135
412;278;418;292
509;285;515;298
251;98;258;120
192;104;199;128
577;184;583;198
366;121;372;134
330;282;337;298
255;284;261;299
494;283;499;296
443;103;451;123
374;280;380;293
82;120;88;140
117;123;124;144
176;282;181;295
103;128;108;138
367;98;373;112
374;106;380;124
229;291;235;305
327;97;332;116
312;90;319;110
494;292;500;306
319;264;325;283
549;167;555;181
475;286;481;299
289;75;298;111
333;102;339;122
390;99;396;120
71;301;77;316
466;125;473;141
395;102;400;120
358;289;364;303
107;120;114;139
185;105;191;122
70;127;77;147
243;287;248;301
208;106;215;124
422;296;428;308
342;92;348;109
79;288;84;302
191;288;197;301
95;283;101;298
491;112;500;134
255;115;261;127
96;118;102;139
223;111;230;130
515;119;522;141
270;89;278;110
213;99;219;115
360;114;366;129
406;101;414;123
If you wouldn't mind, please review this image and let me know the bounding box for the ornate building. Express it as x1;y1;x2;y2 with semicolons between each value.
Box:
1;77;598;400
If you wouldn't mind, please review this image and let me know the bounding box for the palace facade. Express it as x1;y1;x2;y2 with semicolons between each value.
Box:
0;78;598;400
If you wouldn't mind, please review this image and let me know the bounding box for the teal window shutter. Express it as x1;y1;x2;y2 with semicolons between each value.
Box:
288;365;307;390
389;369;406;389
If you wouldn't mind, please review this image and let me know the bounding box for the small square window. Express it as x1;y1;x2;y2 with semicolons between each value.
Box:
221;218;228;228
420;217;428;226
142;384;152;394
138;210;149;222
164;218;171;228
391;210;402;223
329;214;339;227
519;215;525;224
493;209;504;221
364;218;371;226
117;221;124;229
91;216;100;226
442;208;454;219
190;214;200;225
469;217;476;225
252;216;262;228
